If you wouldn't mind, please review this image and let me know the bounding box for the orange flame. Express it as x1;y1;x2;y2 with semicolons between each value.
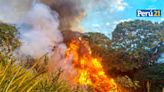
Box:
66;38;118;92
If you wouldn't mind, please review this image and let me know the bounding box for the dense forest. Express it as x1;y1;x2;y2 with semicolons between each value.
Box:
0;20;163;92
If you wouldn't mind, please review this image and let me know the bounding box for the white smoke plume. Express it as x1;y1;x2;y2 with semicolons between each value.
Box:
15;2;77;82
0;0;33;23
17;3;64;58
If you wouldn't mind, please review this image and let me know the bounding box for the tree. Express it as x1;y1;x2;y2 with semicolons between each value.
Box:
82;32;112;57
112;20;164;92
0;23;20;65
83;20;164;91
134;64;164;92
112;20;163;66
82;32;140;73
0;23;20;52
82;32;114;70
82;32;141;91
112;20;162;50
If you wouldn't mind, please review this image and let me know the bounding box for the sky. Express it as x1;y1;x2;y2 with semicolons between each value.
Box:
0;0;163;37
81;0;164;37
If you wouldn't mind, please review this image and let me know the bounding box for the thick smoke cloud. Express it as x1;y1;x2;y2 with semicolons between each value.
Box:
0;0;127;31
16;3;64;58
0;0;84;31
15;3;76;82
0;0;128;61
41;0;85;32
0;0;33;23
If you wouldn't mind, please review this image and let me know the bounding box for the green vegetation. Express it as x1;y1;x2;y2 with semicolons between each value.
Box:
0;23;74;92
83;20;164;92
0;20;163;92
0;60;72;92
0;23;20;52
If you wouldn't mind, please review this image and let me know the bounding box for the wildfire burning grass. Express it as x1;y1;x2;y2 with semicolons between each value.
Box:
66;38;118;92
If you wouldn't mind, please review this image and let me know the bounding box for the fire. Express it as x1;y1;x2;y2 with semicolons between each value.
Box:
66;38;118;92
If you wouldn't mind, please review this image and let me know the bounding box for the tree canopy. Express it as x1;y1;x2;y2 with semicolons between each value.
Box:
0;23;20;52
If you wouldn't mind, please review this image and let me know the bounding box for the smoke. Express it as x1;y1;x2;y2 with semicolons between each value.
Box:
83;0;128;12
41;0;85;32
14;2;77;82
0;0;128;83
0;0;85;31
0;0;33;23
0;0;128;66
40;0;127;33
0;0;127;32
16;3;64;58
